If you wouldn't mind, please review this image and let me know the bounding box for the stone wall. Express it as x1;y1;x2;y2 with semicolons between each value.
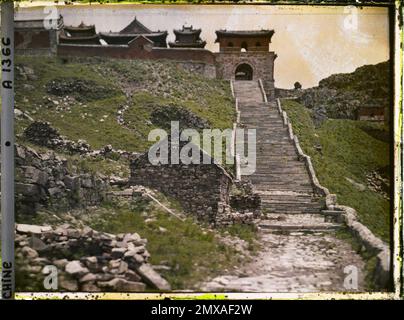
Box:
215;51;276;98
129;140;233;223
10;144;110;216
177;61;216;79
58;43;216;64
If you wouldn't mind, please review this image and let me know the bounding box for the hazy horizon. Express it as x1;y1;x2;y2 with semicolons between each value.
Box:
14;4;390;88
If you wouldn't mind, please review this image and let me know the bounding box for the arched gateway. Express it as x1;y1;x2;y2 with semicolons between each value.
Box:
214;29;277;98
235;63;253;80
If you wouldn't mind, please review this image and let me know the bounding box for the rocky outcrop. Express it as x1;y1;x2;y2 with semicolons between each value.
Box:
297;61;390;120
15;223;171;292
13;144;109;215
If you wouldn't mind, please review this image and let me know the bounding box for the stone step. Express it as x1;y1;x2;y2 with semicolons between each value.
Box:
240;118;283;123
254;185;314;192
252;167;305;172
249;172;309;178
239;110;279;115
261;203;324;211
254;188;315;194
258;218;341;232
260;196;321;204
258;193;320;202
254;184;313;189
247;169;307;176
262;209;324;215
252;152;299;157
241;120;285;125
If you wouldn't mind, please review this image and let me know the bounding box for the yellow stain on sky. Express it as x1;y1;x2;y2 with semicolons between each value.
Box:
15;4;390;88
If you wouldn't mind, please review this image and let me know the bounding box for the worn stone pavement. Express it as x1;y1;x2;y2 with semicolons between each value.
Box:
201;230;365;292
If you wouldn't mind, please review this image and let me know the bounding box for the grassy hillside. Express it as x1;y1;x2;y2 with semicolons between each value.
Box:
7;55;245;291
14;56;235;152
282;100;390;242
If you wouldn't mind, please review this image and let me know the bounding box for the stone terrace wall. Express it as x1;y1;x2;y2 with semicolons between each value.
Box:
129;147;233;223
10;145;109;215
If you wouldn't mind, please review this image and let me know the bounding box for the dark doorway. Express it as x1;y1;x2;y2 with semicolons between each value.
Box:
235;63;253;80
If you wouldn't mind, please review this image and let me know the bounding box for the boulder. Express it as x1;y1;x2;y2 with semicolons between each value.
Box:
111;247;126;259
53;259;69;269
79;273;97;283
21;246;39;259
81;282;101;292
124;251;144;264
65;260;89;277
59;276;79;291
29;235;47;251
16;224;52;235
125;270;142;282
16;183;41;197
135;264;171;291
98;278;146;292
63;175;81;191
23;166;48;186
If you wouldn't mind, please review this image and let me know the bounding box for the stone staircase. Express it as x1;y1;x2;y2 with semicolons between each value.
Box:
233;80;340;232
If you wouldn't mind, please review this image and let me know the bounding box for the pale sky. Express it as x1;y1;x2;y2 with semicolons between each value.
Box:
14;4;390;88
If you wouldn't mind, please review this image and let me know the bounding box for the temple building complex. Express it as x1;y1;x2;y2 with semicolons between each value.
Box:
14;16;277;98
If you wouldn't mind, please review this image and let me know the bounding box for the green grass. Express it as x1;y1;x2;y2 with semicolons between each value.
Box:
281;99;390;242
13;56;235;153
86;200;245;290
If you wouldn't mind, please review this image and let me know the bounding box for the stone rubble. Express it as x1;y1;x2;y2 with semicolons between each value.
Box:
23;121;92;155
15;223;171;292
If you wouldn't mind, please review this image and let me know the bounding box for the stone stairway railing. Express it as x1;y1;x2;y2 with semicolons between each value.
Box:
276;98;334;203
230;79;241;180
258;79;268;103
275;96;390;289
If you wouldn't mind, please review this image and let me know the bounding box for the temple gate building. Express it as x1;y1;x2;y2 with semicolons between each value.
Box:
214;29;277;98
